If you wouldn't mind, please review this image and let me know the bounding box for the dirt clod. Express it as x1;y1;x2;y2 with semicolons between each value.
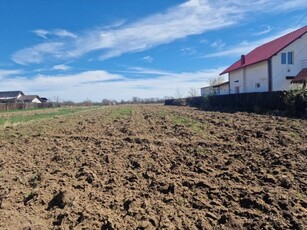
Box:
0;105;306;229
46;191;66;210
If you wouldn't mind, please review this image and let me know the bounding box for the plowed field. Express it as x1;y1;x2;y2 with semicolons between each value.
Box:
0;105;306;229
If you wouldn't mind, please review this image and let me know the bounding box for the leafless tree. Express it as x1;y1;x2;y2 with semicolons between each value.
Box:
208;75;226;86
188;87;199;97
175;88;184;99
132;97;142;103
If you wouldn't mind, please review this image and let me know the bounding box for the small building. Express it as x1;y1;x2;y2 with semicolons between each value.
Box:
212;81;229;95
17;95;43;103
291;68;307;88
220;26;307;94
200;85;214;96
0;91;24;102
201;81;229;96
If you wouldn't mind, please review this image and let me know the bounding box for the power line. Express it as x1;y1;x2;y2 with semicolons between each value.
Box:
295;11;307;28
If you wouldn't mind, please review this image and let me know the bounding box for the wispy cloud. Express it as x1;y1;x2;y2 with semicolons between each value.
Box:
11;0;307;65
52;64;71;71
210;39;225;50
142;56;154;63
0;70;123;93
252;25;272;36
33;29;77;39
204;27;299;58
273;0;307;11
11;0;240;64
0;66;224;101
115;67;174;76
0;69;23;78
181;47;196;55
12;42;65;65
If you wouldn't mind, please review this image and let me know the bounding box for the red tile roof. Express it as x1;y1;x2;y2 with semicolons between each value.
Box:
220;26;307;75
291;68;307;83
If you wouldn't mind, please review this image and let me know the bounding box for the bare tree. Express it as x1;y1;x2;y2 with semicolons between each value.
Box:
52;96;61;107
188;87;199;97
132;97;141;103
208;75;226;86
175;88;184;99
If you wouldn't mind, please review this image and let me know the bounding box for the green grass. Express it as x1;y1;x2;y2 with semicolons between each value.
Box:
109;107;133;119
171;115;204;133
157;110;167;117
0;107;91;125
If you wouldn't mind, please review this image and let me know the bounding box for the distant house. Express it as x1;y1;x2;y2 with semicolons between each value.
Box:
200;86;214;96
212;81;229;95
220;26;307;94
200;81;229;96
17;95;43;103
0;91;24;102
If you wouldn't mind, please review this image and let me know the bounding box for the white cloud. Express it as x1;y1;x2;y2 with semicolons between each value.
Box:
0;69;23;78
32;29;49;39
52;64;71;71
0;67;224;101
181;47;196;55
252;25;271;36
102;19;127;29
12;0;240;64
142;56;154;63
210;39;225;50
273;0;307;11
53;29;78;38
115;67;174;76
12;0;307;65
204;27;299;58
12;42;65;65
33;29;77;39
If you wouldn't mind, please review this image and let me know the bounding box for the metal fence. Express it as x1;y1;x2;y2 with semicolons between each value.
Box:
165;91;295;111
206;91;287;110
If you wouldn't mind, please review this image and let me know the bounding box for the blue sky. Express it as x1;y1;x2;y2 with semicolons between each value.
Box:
0;0;306;102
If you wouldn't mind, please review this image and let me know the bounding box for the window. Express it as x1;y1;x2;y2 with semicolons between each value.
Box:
255;83;261;88
288;52;293;64
281;52;294;64
281;53;286;64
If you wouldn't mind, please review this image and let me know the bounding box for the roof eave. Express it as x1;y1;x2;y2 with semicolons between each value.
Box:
219;59;268;75
219;27;307;76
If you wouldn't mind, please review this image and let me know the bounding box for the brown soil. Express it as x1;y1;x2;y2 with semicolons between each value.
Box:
0;105;306;229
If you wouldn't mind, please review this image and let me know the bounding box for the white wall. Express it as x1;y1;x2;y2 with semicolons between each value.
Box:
200;86;214;96
245;61;269;93
32;98;42;103
271;33;307;91
216;83;229;95
229;61;268;94
229;69;243;94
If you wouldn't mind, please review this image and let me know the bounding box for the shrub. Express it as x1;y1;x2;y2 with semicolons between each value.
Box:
284;89;307;116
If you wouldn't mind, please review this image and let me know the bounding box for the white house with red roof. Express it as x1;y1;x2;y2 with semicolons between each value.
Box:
220;26;307;94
